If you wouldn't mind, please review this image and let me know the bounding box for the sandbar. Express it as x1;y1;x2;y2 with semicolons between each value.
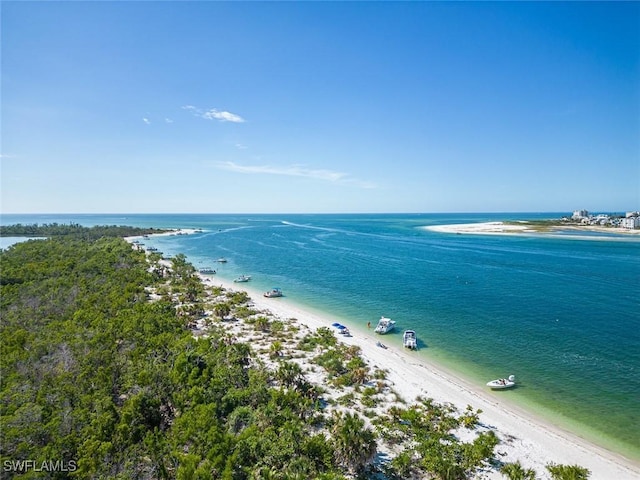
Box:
424;221;640;237
424;222;536;235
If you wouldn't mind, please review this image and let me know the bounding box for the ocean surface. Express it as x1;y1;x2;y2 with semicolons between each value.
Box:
2;213;639;460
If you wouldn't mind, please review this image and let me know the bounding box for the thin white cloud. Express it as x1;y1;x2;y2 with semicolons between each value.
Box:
235;143;248;150
216;161;376;188
182;105;245;123
143;117;151;125
165;118;173;124
203;109;245;123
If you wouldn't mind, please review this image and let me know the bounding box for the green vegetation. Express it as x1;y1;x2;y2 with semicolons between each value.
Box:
503;216;624;233
0;223;170;240
546;463;591;480
1;234;344;479
500;462;591;480
0;227;590;479
503;219;562;232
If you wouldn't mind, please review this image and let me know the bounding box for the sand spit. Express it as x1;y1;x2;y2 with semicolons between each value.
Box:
424;222;536;235
424;221;640;237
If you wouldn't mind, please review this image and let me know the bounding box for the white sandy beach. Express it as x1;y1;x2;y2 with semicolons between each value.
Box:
424;222;535;235
201;274;639;480
424;221;640;236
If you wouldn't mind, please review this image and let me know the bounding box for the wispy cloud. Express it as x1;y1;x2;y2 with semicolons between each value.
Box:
235;143;248;150
204;109;245;123
143;117;151;125
182;105;245;123
215;161;376;188
165;118;173;124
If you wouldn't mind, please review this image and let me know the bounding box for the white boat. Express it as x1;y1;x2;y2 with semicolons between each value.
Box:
264;287;283;298
233;275;251;283
486;375;516;390
374;316;396;334
199;268;216;274
216;258;228;263
403;330;417;350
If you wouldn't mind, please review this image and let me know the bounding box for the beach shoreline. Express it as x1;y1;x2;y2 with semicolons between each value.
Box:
423;221;640;237
199;271;640;479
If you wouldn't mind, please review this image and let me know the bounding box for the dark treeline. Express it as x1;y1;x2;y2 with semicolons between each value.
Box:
0;223;169;240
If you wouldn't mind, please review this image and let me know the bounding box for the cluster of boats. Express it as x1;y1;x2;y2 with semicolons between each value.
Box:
373;317;514;388
200;256;251;283
195;256;517;392
373;316;418;350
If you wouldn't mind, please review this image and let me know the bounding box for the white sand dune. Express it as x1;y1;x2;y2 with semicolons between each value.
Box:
424;222;534;235
424;222;640;237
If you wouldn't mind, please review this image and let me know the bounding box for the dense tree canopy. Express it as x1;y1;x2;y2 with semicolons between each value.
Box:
0;223;169;240
0;235;349;479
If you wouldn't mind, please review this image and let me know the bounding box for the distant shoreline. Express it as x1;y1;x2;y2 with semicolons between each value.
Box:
423;221;640;237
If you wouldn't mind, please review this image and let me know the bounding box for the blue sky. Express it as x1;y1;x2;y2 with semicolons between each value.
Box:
2;1;638;214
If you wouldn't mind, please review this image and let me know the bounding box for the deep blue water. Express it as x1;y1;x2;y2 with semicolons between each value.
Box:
2;213;639;458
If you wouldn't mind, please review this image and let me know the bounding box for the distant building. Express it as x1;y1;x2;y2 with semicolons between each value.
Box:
572;210;589;219
620;216;640;229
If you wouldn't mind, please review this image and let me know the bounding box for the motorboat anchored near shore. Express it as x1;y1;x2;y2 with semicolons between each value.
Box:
403;330;417;350
263;287;283;298
487;375;516;390
374;316;396;334
234;275;252;283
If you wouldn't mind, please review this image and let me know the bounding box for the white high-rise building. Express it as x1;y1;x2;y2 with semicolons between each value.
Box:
572;210;589;219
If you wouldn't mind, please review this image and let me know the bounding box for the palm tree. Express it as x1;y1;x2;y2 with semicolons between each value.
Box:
351;366;369;385
250;466;280;480
213;302;231;319
276;361;304;389
270;340;284;359
501;461;537;480
330;412;377;475
546;463;590;480
344;345;361;359
254;316;270;332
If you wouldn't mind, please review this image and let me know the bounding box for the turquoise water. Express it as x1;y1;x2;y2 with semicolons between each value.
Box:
3;213;639;459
